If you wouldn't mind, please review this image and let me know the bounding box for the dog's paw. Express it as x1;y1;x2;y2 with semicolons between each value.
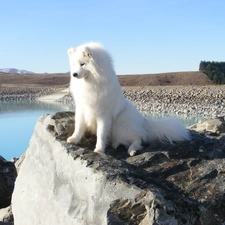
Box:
112;143;118;149
67;136;78;144
94;148;105;153
128;149;137;157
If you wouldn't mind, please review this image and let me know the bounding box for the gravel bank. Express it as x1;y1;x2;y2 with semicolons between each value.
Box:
57;85;225;117
0;87;64;102
1;86;224;118
123;86;225;117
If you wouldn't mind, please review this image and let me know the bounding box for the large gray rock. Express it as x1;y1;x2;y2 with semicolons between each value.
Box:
189;117;225;134
0;157;16;209
0;206;13;224
12;112;225;225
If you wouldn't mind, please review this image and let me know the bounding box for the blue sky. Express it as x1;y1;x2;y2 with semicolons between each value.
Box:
0;0;224;74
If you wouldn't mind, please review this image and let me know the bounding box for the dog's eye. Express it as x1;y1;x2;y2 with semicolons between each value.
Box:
80;63;85;67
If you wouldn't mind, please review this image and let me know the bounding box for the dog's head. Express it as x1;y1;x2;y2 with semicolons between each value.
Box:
67;45;94;79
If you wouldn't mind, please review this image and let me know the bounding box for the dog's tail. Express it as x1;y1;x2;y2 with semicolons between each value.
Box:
145;117;190;143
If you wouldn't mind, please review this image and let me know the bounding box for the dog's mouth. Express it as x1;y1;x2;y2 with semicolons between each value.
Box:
72;73;88;79
72;73;78;78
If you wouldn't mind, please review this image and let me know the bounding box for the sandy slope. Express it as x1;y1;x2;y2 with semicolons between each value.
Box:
37;88;70;102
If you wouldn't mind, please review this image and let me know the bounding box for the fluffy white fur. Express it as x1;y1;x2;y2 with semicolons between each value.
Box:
67;42;190;156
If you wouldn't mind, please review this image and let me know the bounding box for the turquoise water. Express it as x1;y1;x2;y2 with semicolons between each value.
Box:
0;101;201;161
0;101;74;160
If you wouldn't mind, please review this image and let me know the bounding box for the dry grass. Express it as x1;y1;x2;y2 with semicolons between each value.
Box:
0;73;70;88
0;71;213;89
118;71;213;86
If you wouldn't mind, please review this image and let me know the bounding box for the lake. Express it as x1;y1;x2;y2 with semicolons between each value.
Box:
0;101;201;161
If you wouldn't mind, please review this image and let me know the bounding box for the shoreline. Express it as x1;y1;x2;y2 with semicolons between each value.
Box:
56;85;225;118
0;87;65;102
37;88;69;102
1;85;225;118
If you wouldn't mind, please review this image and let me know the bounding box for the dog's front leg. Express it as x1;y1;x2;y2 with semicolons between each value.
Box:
94;118;111;153
67;112;86;144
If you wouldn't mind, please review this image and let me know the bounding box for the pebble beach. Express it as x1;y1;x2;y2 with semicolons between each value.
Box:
1;85;225;118
123;86;225;117
57;85;225;118
0;87;64;102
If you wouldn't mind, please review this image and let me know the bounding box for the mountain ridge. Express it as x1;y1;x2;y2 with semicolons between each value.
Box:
0;68;34;74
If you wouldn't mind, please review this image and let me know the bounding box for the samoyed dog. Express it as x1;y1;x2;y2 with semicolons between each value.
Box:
67;42;190;156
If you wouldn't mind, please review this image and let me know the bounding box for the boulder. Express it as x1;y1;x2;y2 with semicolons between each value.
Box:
14;153;26;173
189;117;225;135
0;206;13;224
12;112;225;225
0;156;17;209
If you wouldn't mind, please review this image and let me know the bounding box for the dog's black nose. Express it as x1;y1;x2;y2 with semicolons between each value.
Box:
73;73;78;77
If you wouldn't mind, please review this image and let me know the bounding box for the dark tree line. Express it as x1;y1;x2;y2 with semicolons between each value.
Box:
199;61;225;84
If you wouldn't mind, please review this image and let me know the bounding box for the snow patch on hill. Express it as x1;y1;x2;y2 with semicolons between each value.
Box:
0;68;34;74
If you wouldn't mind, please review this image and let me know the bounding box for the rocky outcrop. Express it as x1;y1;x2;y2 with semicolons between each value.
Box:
12;112;225;225
189;117;225;135
0;206;13;224
0;157;17;209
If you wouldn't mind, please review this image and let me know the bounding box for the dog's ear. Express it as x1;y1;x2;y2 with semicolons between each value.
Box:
67;48;76;56
83;48;92;59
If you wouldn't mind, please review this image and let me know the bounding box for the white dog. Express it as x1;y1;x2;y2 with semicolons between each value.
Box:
67;42;190;156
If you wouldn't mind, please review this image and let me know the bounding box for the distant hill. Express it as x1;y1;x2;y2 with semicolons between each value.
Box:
0;72;70;88
0;71;213;88
0;68;34;74
118;71;213;86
